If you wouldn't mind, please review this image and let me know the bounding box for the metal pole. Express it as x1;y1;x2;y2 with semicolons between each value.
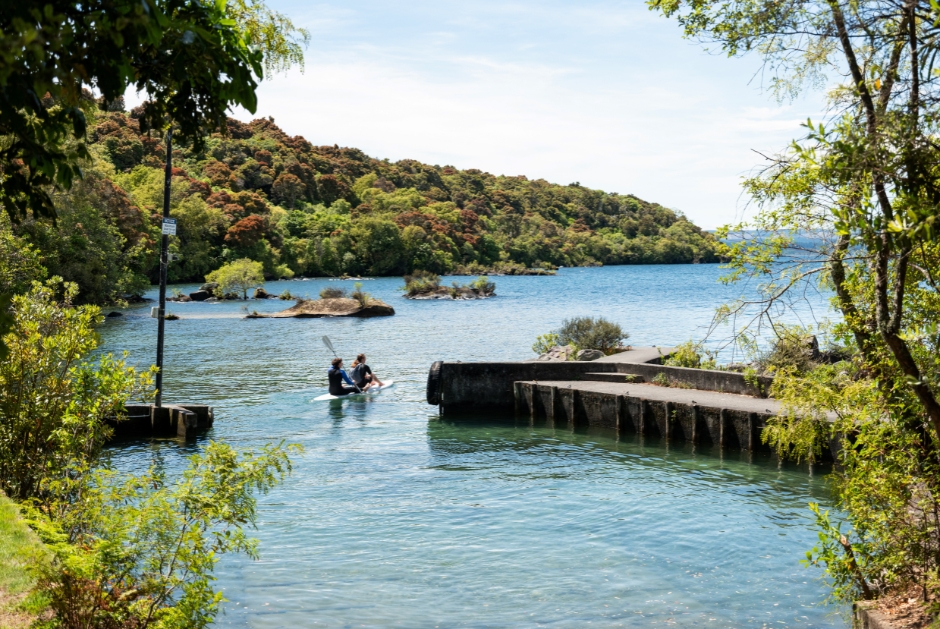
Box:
155;128;172;408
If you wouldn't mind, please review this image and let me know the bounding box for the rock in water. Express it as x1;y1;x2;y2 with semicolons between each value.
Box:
188;290;210;301
248;297;395;318
537;345;576;361
576;349;606;361
199;282;218;293
254;287;272;299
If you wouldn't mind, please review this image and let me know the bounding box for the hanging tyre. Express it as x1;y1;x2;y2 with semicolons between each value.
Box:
426;361;443;405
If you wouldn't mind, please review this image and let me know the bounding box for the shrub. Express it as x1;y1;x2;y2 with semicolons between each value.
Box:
319;286;346;299
205;259;264;300
274;264;295;280
0;222;45;297
557;316;628;355
279;290;293;300
469;276;495;295
532;332;561;355
28;441;297;629
401;270;440;297
663;340;717;370
757;325;821;375
0;280;151;502
351;282;371;307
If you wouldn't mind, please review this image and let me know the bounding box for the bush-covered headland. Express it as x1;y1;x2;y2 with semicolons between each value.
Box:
6;103;719;305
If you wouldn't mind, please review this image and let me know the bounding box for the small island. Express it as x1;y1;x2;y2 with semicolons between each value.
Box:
401;272;496;300
247;284;394;318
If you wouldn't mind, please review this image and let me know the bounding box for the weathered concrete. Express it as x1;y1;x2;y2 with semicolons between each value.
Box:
584;372;646;383
606;362;772;398
514;380;779;451
435;349;773;412
593;347;673;364
854;601;899;629
107;403;214;441
439;360;622;411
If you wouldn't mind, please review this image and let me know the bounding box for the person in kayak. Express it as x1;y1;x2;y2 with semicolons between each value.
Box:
327;357;358;396
350;353;384;390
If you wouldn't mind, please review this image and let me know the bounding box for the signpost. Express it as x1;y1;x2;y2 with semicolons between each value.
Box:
155;129;172;408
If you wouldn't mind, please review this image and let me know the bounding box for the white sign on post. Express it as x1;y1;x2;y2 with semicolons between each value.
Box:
162;218;177;236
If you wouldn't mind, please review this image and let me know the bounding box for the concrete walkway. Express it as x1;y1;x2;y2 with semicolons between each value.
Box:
521;379;781;415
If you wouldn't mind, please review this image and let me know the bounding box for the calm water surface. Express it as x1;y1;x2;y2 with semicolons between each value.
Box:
101;266;844;628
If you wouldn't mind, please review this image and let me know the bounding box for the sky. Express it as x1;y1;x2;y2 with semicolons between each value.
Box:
133;1;829;229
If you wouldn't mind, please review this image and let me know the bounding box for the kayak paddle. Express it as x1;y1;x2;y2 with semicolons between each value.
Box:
321;335;362;392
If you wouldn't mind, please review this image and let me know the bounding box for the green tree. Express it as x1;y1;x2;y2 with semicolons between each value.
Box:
205;258;263;300
349;218;405;275
28;441;296;629
0;279;151;502
0;218;45;295
17;169;152;304
651;0;940;608
169;197;227;282
0;0;262;221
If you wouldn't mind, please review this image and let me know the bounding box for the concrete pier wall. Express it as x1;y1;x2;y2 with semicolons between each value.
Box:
608;363;772;398
435;357;773;412
514;381;774;452
438;361;621;411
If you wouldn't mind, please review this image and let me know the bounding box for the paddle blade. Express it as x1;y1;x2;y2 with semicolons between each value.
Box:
321;335;335;355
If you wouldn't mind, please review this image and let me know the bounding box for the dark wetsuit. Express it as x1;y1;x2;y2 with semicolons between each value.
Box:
351;364;373;388
327;367;356;396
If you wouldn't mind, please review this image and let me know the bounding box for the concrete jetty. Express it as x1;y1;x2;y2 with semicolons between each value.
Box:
425;347;816;454
108;403;214;441
514;380;778;451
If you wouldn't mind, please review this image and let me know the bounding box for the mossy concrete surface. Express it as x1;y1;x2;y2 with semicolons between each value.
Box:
0;492;44;628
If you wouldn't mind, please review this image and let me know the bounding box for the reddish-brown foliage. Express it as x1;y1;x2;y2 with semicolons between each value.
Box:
203;160;233;187
225;214;267;248
316;174;350;205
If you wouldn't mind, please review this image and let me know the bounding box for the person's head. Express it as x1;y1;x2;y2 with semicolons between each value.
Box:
331;357;343;369
354;353;366;366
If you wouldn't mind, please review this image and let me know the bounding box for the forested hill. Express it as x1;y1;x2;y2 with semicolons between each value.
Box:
13;107;719;303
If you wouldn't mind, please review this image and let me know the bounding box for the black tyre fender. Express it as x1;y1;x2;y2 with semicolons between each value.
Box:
426;361;443;405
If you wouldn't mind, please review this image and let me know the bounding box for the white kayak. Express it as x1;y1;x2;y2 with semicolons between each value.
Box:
314;380;395;401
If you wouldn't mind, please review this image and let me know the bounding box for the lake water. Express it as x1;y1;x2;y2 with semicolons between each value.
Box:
101;265;845;628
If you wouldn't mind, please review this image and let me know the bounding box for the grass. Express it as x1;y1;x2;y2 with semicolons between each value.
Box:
0;492;45;628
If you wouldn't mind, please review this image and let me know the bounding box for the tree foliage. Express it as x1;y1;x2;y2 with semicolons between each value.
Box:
31;106;719;303
557;317;628;354
651;0;940;609
205;258;263;300
27;441;295;629
0;276;297;627
0;0;269;222
0;280;150;502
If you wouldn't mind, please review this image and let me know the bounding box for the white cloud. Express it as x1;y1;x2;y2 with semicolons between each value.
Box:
128;0;825;229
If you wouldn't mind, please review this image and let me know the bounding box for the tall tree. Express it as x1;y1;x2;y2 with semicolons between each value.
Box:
651;0;940;606
0;0;309;222
650;0;940;443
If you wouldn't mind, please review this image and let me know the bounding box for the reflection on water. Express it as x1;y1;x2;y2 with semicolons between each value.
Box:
101;266;843;627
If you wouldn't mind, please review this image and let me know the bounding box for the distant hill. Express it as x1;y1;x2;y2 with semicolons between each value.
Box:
27;108;719;298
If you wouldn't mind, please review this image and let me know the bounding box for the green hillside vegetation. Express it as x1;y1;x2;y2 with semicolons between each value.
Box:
10;103;718;304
